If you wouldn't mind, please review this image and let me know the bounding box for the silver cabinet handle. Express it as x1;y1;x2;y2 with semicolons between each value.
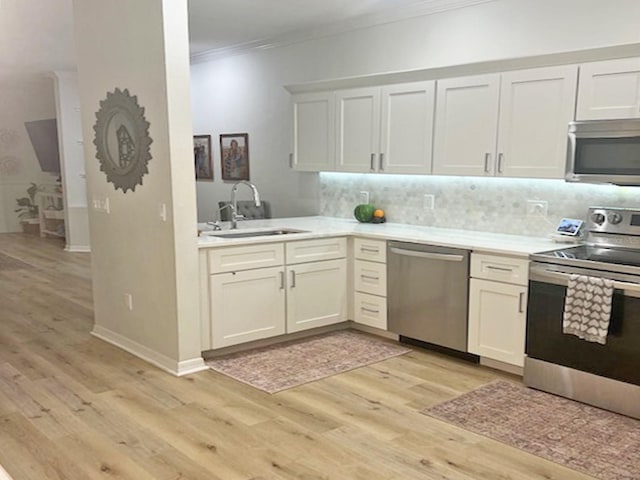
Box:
361;307;380;314
379;153;384;171
289;153;293;168
390;247;465;262
497;153;504;173
360;247;379;253
290;270;296;288
360;274;380;281
279;271;285;290
486;265;513;272
518;292;525;313
370;153;375;171
484;153;491;173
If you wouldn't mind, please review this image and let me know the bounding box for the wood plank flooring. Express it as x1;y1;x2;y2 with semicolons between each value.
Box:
0;233;596;480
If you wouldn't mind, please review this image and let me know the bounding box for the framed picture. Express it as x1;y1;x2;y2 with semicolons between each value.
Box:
220;133;249;181
194;135;213;181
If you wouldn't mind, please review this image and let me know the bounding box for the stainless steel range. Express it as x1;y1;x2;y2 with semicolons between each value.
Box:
525;207;640;419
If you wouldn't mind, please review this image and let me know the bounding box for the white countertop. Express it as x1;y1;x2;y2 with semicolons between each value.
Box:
197;216;566;257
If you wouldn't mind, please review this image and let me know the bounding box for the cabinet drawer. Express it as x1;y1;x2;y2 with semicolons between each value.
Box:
286;237;346;264
354;292;387;330
354;259;387;297
471;253;529;286
354;237;386;263
208;243;284;274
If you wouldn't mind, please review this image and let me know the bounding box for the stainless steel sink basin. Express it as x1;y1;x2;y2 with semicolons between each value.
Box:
206;228;308;239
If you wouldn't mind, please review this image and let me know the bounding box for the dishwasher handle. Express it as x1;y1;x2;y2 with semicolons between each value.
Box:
389;247;465;262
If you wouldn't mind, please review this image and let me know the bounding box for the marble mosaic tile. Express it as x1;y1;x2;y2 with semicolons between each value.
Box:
319;173;640;237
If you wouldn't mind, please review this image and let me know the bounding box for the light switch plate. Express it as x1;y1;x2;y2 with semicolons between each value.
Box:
360;191;370;204
423;194;435;210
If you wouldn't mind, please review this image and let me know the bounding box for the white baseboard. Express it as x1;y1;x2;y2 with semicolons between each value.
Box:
91;325;207;376
65;245;91;253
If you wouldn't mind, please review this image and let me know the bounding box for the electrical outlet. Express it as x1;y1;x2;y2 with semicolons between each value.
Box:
360;191;370;204
93;195;110;214
423;194;435;210
124;293;133;311
526;200;548;217
159;203;167;222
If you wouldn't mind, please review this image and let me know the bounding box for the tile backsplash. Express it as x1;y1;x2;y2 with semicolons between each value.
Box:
319;173;640;237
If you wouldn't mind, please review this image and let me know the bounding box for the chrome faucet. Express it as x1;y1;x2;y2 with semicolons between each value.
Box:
229;181;261;229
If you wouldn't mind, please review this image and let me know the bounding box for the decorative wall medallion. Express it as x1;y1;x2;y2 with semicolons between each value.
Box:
93;88;152;193
0;155;21;176
0;128;20;150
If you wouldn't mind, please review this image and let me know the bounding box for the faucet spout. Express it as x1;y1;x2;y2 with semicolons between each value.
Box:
230;181;261;229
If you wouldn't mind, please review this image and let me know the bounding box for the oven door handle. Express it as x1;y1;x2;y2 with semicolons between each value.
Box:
530;265;640;296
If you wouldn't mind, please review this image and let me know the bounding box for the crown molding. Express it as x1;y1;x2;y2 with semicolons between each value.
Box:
190;0;497;64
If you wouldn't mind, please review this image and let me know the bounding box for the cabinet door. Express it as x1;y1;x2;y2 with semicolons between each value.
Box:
497;66;577;179
336;88;381;172
292;92;335;171
433;74;500;176
380;81;435;174
286;259;347;333
210;267;285;348
577;58;640;120
468;278;527;367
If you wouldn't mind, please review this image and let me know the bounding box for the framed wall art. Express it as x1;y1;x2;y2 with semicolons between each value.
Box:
220;133;249;181
194;135;213;181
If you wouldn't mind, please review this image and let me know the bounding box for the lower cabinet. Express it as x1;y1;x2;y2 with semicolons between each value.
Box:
208;238;348;349
468;278;527;367
210;266;286;349
286;259;347;333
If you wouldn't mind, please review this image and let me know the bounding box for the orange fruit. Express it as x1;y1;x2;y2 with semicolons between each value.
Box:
373;209;385;218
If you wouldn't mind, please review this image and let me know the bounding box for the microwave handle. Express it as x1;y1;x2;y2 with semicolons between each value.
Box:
565;132;577;180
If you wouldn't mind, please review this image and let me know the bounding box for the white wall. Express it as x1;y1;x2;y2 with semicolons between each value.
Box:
190;0;640;223
0;76;58;233
52;71;90;252
73;0;204;375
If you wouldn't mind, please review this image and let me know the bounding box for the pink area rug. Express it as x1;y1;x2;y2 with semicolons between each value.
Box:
206;330;411;394
423;380;640;480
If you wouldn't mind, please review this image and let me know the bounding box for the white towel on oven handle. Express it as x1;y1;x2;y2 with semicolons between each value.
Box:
562;274;614;344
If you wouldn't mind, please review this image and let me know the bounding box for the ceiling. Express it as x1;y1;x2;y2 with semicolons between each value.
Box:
0;0;490;79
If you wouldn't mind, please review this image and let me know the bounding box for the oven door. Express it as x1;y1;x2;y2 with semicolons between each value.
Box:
527;262;640;386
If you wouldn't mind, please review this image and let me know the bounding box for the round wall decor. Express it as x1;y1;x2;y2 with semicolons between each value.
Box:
93;88;153;193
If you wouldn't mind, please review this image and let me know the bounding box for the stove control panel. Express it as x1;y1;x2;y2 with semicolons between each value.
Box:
587;207;640;237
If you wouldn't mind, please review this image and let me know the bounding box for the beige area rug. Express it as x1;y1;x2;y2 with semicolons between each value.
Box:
206;330;411;394
423;381;640;480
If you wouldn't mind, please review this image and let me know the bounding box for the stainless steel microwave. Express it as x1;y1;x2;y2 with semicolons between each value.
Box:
566;120;640;186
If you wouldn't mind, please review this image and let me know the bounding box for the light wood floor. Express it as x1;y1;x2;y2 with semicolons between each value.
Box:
0;233;595;480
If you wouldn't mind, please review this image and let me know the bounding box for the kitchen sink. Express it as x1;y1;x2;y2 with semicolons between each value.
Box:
206;228;309;239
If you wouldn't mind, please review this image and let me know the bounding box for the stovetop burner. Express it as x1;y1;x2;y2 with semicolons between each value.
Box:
542;245;640;267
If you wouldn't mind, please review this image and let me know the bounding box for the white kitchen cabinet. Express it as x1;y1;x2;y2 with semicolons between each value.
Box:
433;74;501;176
352;237;388;330
577;57;640;120
206;238;348;348
210;266;286;348
434;66;577;179
380;81;435;174
335;87;381;172
286;259;347;333
292;92;335;171
468;252;529;368
468;278;527;367
326;82;435;173
497;66;577;178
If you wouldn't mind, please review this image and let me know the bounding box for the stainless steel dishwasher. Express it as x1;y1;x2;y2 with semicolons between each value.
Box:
387;241;470;352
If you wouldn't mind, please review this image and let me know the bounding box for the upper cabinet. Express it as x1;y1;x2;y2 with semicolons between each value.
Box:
291;92;335;171
433;74;501;176
497;66;577;179
433;66;577;179
577;57;640;120
336;82;435;174
335;88;381;172
380;82;435;174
